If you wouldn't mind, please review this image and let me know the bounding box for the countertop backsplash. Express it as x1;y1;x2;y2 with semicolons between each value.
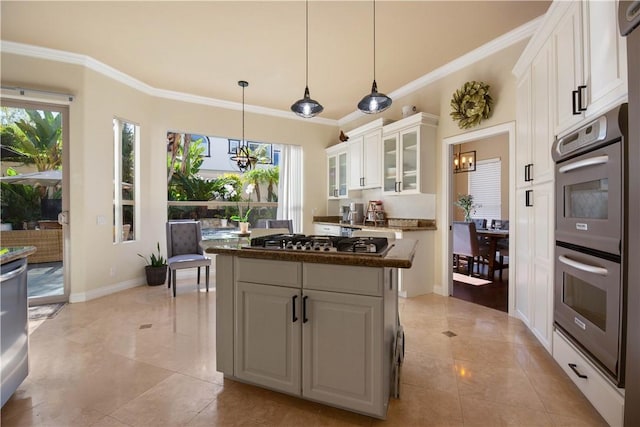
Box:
330;189;436;220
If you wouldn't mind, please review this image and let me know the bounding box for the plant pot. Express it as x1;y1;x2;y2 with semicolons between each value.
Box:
239;221;250;234
145;265;167;286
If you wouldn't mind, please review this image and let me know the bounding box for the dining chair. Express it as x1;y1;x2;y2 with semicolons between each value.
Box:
166;220;210;297
254;219;269;229
471;218;487;230
452;221;489;276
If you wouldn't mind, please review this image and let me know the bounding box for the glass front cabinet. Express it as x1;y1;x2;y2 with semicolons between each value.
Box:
382;113;438;195
326;144;348;199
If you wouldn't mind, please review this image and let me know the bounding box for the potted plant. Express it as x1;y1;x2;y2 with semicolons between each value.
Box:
230;183;255;233
138;242;167;286
454;194;478;222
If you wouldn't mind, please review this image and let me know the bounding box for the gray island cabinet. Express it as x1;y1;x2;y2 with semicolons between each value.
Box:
206;239;417;419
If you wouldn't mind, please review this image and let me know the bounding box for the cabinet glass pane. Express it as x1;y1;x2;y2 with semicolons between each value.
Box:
383;137;397;192
401;131;418;191
339;152;347;196
328;156;337;197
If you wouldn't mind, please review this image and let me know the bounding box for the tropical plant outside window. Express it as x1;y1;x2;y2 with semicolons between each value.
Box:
113;118;138;243
1;107;63;230
166;132;280;228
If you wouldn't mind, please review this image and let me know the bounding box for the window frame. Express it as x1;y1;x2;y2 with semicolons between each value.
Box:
113;117;140;243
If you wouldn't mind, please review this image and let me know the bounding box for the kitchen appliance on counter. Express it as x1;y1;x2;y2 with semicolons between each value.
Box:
1;257;29;407
348;202;364;225
551;103;628;387
248;234;391;256
619;1;640;423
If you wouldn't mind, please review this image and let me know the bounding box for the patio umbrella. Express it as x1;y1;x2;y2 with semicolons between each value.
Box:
0;170;62;186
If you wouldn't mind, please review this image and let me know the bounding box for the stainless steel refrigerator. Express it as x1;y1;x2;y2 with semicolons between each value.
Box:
619;2;640;425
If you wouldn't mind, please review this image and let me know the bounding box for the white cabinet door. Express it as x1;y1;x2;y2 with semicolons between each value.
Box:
302;289;383;417
362;130;382;189
399;127;420;193
583;0;627;118
347;135;363;190
235;281;301;395
327;148;348;199
382;134;399;193
531;42;555;185
552;1;584;134
516;74;533;189
514;188;532;326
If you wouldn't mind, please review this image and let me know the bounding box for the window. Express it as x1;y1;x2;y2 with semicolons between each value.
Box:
113;118;139;242
469;158;501;221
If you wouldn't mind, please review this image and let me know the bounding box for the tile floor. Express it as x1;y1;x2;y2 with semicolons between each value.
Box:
1;280;607;426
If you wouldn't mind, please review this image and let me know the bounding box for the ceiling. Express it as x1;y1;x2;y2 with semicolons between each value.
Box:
1;1;550;123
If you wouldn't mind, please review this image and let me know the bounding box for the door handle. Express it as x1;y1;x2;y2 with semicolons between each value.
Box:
58;210;69;225
558;255;608;275
302;295;309;323
572;89;580;115
558;155;608;173
525;190;533;207
292;295;298;323
577;85;587;112
524;164;534;182
568;363;588;379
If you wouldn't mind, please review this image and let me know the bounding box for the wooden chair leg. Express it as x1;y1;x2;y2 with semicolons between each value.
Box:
205;266;210;292
167;268;172;289
172;270;177;297
197;267;201;284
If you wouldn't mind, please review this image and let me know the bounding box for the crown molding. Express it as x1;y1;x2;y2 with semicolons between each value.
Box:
338;15;544;126
1;40;337;126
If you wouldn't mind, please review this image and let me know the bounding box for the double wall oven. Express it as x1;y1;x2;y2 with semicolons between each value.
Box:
552;103;628;387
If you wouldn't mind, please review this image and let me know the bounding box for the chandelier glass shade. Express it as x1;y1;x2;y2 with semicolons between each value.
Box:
358;0;392;114
291;0;323;118
231;80;257;172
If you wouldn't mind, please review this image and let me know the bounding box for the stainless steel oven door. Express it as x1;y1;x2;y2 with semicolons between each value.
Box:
555;142;622;255
554;245;622;381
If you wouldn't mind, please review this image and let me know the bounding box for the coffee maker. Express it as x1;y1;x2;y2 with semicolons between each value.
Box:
347;202;364;225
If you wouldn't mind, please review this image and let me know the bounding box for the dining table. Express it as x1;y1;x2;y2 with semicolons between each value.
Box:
476;228;509;279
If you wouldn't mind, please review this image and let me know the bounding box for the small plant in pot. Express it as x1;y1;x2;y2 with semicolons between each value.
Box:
138;242;168;286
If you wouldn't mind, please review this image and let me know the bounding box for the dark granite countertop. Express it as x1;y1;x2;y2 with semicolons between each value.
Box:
202;238;417;269
0;246;37;265
313;216;436;231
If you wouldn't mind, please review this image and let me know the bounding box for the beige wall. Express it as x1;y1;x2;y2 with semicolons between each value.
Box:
452;134;510;221
1;52;335;301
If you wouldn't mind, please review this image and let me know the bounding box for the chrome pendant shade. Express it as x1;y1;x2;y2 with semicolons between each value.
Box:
291;0;323;118
358;80;392;114
230;80;257;173
358;0;392;114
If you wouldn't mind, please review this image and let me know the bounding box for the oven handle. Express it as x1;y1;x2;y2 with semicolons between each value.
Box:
558;255;608;275
558;155;608;173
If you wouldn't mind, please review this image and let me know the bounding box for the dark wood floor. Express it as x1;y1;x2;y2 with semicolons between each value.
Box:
452;263;508;313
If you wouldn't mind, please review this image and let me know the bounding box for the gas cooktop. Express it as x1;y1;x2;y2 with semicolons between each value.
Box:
247;234;391;256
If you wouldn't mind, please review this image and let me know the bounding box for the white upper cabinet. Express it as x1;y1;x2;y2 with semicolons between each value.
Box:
326;143;348;199
347;119;387;190
552;0;627;136
381;113;438;195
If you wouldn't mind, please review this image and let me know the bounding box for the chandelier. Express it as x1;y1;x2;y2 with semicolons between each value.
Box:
453;147;476;174
230;80;257;172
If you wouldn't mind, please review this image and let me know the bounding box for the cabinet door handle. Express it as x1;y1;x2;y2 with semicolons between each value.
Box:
572;89;580;115
577;85;587;112
568;363;588;379
302;295;309;323
525;189;533;207
292;295;298;323
360;177;364;187
528;164;533;181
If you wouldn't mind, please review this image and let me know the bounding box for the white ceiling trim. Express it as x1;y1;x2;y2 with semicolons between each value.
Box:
2;15;542;128
337;15;543;126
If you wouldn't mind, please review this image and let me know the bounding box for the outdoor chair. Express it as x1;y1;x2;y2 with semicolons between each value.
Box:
166;220;210;297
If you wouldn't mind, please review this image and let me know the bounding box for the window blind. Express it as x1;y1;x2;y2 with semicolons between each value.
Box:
468;158;501;221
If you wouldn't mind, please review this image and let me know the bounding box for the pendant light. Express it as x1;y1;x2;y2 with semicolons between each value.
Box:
290;0;324;118
230;80;256;172
453;145;476;174
357;0;392;114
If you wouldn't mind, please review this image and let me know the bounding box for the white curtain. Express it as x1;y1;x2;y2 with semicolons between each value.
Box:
277;144;303;232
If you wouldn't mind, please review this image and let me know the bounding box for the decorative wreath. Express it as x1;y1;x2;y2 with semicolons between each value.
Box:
450;81;493;129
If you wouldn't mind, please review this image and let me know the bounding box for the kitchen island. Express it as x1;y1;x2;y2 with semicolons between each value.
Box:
203;238;416;419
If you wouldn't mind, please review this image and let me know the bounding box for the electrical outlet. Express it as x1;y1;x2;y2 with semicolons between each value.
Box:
97;215;106;225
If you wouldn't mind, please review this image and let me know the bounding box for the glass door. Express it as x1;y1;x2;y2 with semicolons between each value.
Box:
382;135;398;192
400;129;418;192
338;151;347;197
0;100;69;305
328;155;337;198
